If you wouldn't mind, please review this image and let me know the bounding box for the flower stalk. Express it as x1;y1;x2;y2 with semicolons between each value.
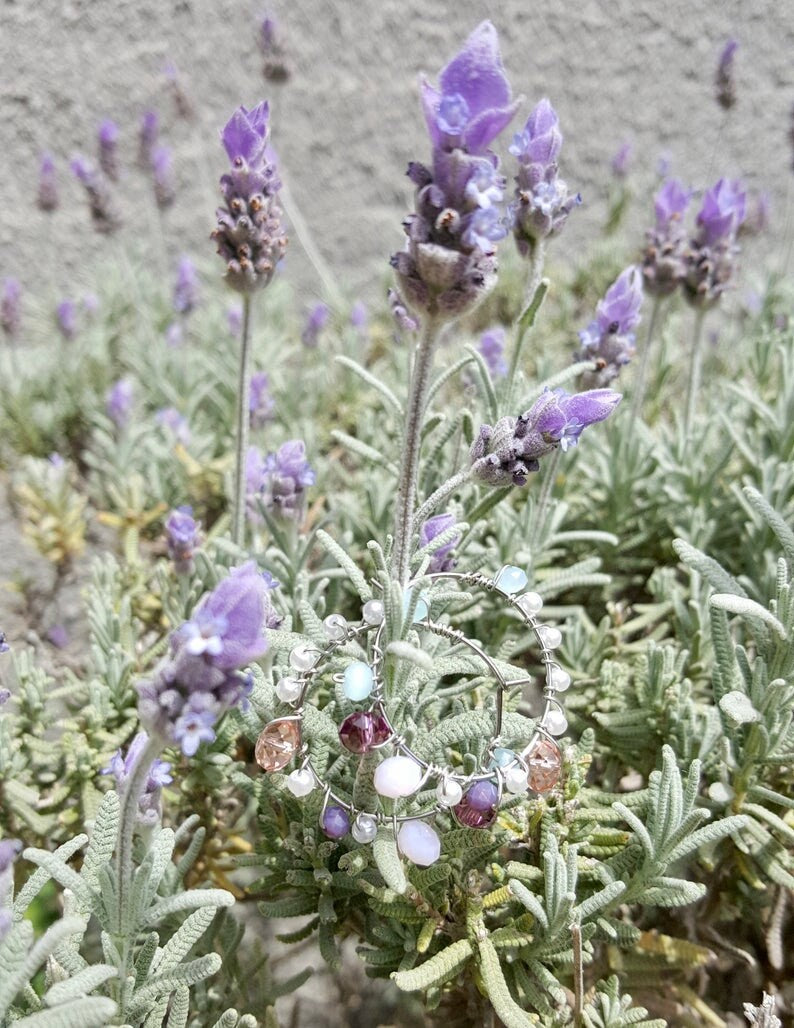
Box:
233;295;253;546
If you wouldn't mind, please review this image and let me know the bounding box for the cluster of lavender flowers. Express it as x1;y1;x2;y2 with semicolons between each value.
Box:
212;102;288;292
246;441;315;521
138;563;274;755
471;388;621;486
102;732;173;825
643;177;746;307
165;506;201;573
575;266;644;388
391;22;518;320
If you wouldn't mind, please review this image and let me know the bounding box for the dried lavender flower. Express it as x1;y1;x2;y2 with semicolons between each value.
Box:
98;118;120;180
106;377;134;428
37;151;58;211
137;562;269;754
716;38;738;110
151;144;175;209
70;154;120;232
165;505;200;573
419;513;460;572
212;102;288;293
392;22;518;320
102;731;173;825
249;370;274;428
138;110;159;167
509;98;580;257
1;278;22;339
576;266;644;387
173;255;200;314
642;177;692;297
301;302;330;347
478;325;508;378
471;388;621;486
683;177;746;307
56;299;78;341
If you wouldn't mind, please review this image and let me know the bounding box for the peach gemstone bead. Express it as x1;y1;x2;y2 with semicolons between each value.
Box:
525;736;562;793
255;718;301;772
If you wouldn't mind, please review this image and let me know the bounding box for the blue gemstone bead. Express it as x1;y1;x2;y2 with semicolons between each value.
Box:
489;747;516;769
403;588;430;623
495;565;528;594
342;660;374;701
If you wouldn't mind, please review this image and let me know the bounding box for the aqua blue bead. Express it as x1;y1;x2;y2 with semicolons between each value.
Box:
403;588;430;623
489;747;516;769
342;661;374;701
495;565;528;594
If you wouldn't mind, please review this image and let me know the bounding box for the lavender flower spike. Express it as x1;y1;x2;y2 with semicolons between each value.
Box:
301;302;330;347
56;299;78;341
509;98;580;257
392;22;518;320
212;101;288;293
683;178;746;307
106;377;134;428
471;388;622;487
419;513;460;572
716;39;738;110
249;370;274;427
71;154;119;232
151;144;175;209
102;731;173;826
173;255;200;314
98;118;120;180
642;178;692;296
478;325;508;378
576;267;643;388
138;562;269;755
166;505;200;573
1;278;22;339
37;152;58;211
262;439;316;519
138;111;159;167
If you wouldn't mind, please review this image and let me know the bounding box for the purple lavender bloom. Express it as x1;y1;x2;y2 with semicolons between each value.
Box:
37;152;58;211
419;513;460;572
138;563;269;755
350;300;368;332
212;102;287;293
261;440;315;519
392;22;517;320
227;304;243;335
388;288;418;333
138;111;159;167
478;326;508;378
696;178;746;246
611;141;633;178
106;377;134;428
151;144;175;209
642;178;692;296
156;407;191;444
47;624;69;649
0;631;9;654
98;118;120;181
165;321;183;347
173;255;200;314
509;98;580;256
716;39;738;110
683;178;746;307
301;302;330;347
56;299;78;341
102;731;173;825
70;154;119;232
259;14;290;82
249;370;274;428
472;388;621;486
654;178;692;229
166;505;200;573
1;278;22;339
576;267;643;387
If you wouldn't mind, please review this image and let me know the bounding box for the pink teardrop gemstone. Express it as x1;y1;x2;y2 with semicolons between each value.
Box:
339;711;391;753
526;736;562;793
255;718;301;772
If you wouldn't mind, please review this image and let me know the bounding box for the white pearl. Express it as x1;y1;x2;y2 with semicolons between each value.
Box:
374;755;423;798
544;709;568;736
504;765;528;794
436;778;463;807
397;820;441;866
323;614;348;640
351;813;378;844
550;667;571;692
286;768;314;797
276;676;302;703
538;625;562;649
516;591;543;616
289;644;318;672
362;599;385;625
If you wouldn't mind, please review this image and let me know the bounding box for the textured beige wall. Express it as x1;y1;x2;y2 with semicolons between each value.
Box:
1;0;792;310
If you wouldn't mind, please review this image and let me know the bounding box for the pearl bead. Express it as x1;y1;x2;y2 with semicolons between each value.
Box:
550;667;571;692
538;625;562;649
362;599;385;625
286;768;314;797
504;765;528;794
397;820;441;866
516;591;543;616
544;709;568;736
436;778;463;807
276;676;302;703
342;661;374;701
374;755;423;798
495;565;528;595
323;613;348;640
351;813;378;844
289;644;318;672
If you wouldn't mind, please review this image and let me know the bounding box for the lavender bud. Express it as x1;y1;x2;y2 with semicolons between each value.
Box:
173;255;200;315
106;377;134;428
227;303;243;335
102;731;173;824
151;144;175;210
301;302;330;347
47;624;69;649
250;440;316;521
715;39;738;110
576;266;643;387
1;278;22;339
249;370;274;428
419;513;460;572
164;61;194;119
388;289;418;333
212;102;288;293
478;325;508;378
156;407;191;444
138;110;159;167
683;178;746;308
350;300;368;332
70;155;120;233
37;152;59;211
641;178;692;297
166;505;200;573
56;299;78;341
98;118;120;181
259;14;291;83
611;141;633;179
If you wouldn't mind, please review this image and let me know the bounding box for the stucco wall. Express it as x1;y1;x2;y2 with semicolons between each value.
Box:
1;0;792;310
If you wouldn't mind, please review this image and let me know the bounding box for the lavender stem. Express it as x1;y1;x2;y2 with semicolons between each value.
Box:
233;295;253;547
505;238;546;412
628;296;663;430
684;307;706;442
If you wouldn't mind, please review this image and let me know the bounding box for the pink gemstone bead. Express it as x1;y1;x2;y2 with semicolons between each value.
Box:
255;718;301;772
526;736;562;793
339;711;391;754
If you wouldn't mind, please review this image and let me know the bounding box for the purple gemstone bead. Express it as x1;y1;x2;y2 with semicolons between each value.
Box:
466;780;499;810
452;799;497;829
339;711;391;754
322;805;350;839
